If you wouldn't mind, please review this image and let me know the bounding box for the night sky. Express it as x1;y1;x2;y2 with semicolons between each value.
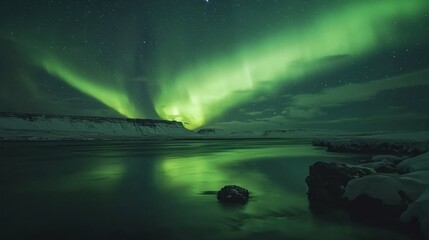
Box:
1;0;429;131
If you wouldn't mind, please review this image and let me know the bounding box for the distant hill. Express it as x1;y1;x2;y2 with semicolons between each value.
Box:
0;112;197;140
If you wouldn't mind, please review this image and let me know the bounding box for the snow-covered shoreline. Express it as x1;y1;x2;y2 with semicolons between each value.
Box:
309;136;429;238
345;152;429;238
313;137;429;155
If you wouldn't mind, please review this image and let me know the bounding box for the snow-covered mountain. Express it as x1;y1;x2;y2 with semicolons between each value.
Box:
263;129;302;137
0;112;197;140
197;128;227;136
196;128;349;139
197;128;255;138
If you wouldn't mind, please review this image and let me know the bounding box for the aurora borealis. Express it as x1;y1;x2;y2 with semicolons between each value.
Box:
1;0;429;130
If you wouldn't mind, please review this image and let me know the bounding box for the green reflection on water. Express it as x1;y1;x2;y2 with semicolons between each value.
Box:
154;142;413;240
65;159;125;191
15;153;126;193
157;145;316;194
155;144;327;221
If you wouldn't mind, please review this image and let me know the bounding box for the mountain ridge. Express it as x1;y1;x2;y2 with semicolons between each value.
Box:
0;112;196;140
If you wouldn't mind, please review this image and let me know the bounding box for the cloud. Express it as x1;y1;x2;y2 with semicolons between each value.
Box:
301;112;429;125
385;105;408;112
282;107;326;119
130;76;150;83
317;54;350;63
291;69;429;108
244;111;264;116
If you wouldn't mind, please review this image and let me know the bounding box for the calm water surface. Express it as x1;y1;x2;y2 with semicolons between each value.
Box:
0;140;413;240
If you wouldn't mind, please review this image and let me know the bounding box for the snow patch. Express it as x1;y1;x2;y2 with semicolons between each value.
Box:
345;172;429;206
401;188;429;237
398;151;429;173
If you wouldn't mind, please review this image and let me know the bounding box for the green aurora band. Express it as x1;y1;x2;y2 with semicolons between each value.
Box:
39;54;140;118
154;0;428;129
11;0;428;129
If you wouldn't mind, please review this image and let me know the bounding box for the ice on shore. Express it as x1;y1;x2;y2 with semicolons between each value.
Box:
398;152;429;172
344;150;429;236
401;189;429;237
345;171;429;205
371;155;406;163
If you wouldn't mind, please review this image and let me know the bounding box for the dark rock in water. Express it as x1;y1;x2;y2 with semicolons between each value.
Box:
305;161;422;237
217;185;249;204
305;161;373;211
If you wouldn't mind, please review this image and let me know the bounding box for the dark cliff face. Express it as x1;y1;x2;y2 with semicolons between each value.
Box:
197;128;218;135
263;129;303;136
0;112;196;140
0;112;184;128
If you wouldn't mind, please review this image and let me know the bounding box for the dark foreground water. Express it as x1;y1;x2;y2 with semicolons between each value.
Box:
0;140;414;240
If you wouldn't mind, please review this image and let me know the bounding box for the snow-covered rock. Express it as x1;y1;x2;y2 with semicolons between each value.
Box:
401;188;429;238
0;112;197;140
308;144;429;236
344;170;429;236
371;155;406;164
398;151;429;173
357;155;409;173
305;161;374;210
358;160;398;173
345;172;429;205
